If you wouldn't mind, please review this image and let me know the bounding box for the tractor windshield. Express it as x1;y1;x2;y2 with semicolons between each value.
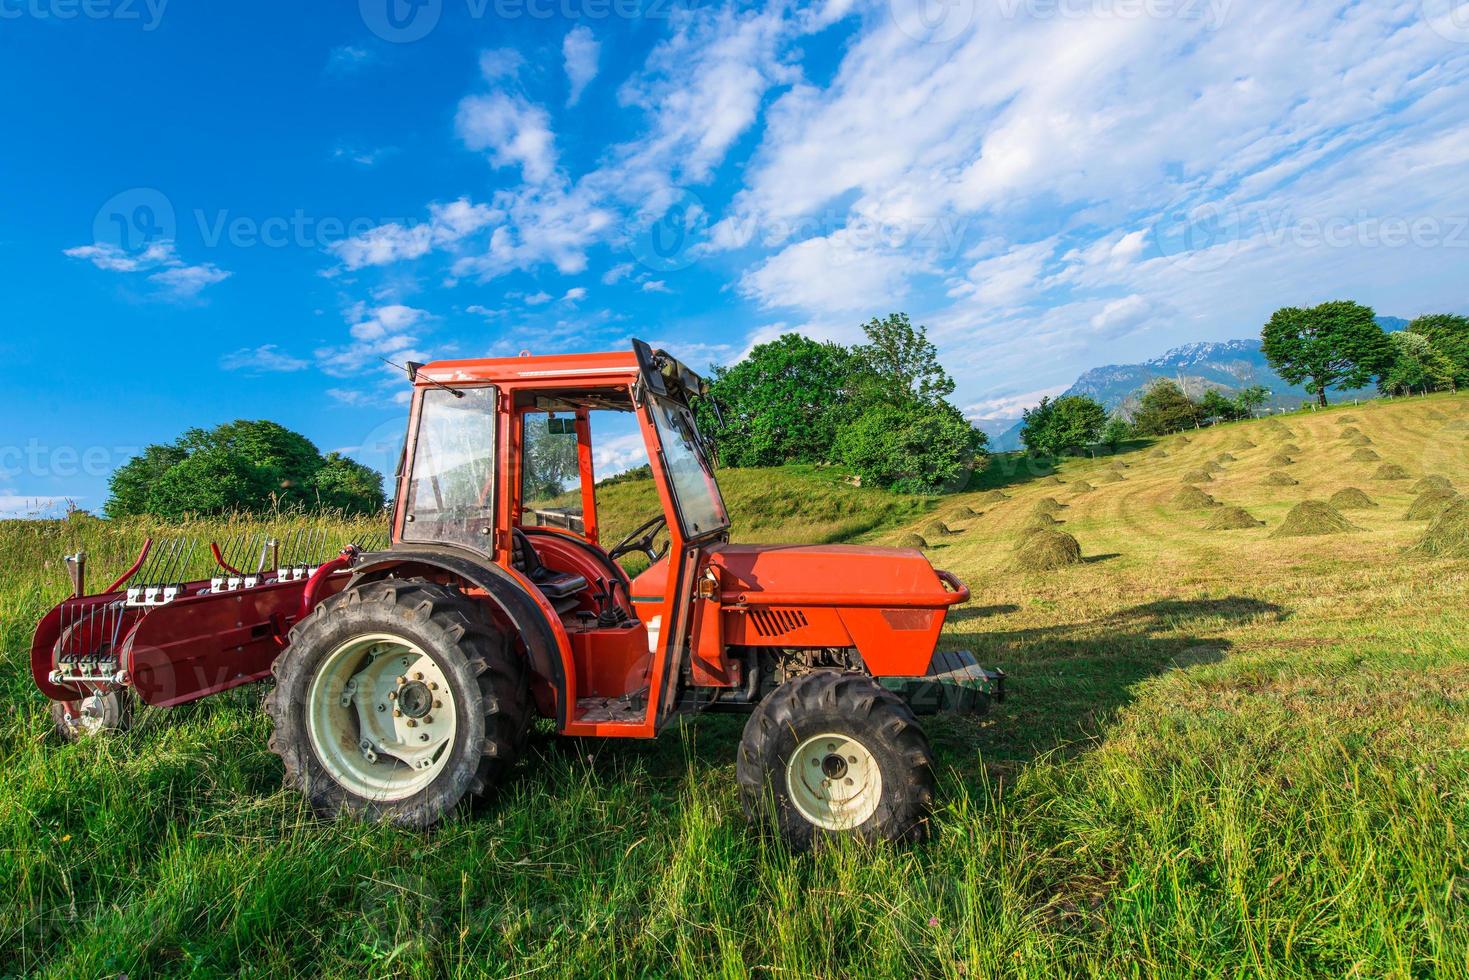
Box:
649;395;728;538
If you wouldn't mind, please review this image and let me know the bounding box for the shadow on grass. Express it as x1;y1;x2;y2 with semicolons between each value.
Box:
966;440;1160;495
926;595;1288;790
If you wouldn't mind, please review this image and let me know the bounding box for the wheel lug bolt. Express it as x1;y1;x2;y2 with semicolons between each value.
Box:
393;709;402;718
389;691;397;700
396;676;406;686
406;719;418;728
433;700;442;709
429;682;439;691
414;672;424;681
423;715;433;725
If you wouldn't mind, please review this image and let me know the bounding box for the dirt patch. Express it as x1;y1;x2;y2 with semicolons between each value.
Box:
897;532;928;549
1412;475;1454;494
1182;468;1214;483
1205;506;1264;530
1013;529;1083;571
1373;463;1410;481
1263;471;1299;487
1173;485;1220;509
1349;448;1381;462
1405;489;1461;521
1407;498;1469;558
1265;453;1295;467
1271;500;1362;537
1329;488;1378;510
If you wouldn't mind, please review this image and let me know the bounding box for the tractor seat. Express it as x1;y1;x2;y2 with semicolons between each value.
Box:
511;529;588;607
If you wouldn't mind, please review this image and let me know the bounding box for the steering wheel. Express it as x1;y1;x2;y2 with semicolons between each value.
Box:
609;514;669;564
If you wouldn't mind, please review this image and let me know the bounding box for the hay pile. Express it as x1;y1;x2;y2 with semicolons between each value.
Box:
1182;468;1214;483
962;506;983;517
1280;443;1302;455
1373;463;1410;481
1427;409;1448;420
1338;426;1362;440
925;520;958;537
1013;529;1083;571
1270;500;1361;538
1265;453;1295;467
1335;415;1358;424
1037;475;1066;486
1019;512;1061;533
1329;488;1378;510
973;490;1010;505
1263;471;1299;486
1110;460;1129;470
1177;435;1192;444
1033;497;1067;515
1232;438;1257;450
1407;498;1469;558
1405;489;1461;521
1071;481;1095;493
1215;452;1236;463
1173;485;1220;509
1205;506;1265;530
898;532;928;549
1412;475;1454;494
1345;434;1373;447
1349;448;1381;462
1096;471;1126;484
1203;461;1226;475
1148;449;1168;459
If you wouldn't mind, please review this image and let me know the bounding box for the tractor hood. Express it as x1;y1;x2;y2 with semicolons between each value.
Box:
704;544;966;610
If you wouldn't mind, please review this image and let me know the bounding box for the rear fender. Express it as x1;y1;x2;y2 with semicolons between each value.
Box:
348;548;574;728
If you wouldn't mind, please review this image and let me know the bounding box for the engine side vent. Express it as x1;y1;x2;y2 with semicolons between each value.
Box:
749;608;809;638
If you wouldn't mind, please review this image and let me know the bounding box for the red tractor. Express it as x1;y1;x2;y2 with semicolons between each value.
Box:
32;342;1001;848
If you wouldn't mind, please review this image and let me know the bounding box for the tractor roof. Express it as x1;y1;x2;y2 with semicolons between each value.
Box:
414;350;642;388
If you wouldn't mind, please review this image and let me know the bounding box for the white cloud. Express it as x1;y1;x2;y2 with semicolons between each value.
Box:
64;239;230;299
457;91;557;184
563;26;600;107
563;286;587;302
317;303;433;378
740;233;923;314
641;280;671;294
328;197;500;271
522;291;553;305
220;344;308;373
326;45;374;76
601;262;634;284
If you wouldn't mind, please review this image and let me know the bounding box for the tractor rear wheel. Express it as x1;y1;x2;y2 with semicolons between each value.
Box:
737;671;936;850
266;579;530;828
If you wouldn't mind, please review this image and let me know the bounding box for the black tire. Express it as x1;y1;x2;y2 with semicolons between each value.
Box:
265;579;530;828
51;690;133;742
737;671;936;850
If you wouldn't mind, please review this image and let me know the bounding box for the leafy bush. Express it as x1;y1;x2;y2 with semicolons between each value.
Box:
1132;380;1201;436
1020;395;1107;456
834;402;984;494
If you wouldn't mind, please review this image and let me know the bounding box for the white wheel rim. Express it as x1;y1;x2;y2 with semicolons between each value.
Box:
305;633;459;803
785;732;883;831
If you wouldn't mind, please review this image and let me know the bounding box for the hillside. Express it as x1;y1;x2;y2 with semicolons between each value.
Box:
991;316;1407;450
2;394;1468;974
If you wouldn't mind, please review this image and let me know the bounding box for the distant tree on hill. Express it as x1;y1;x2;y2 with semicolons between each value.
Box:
1100;416;1134;451
1261;301;1395;407
698;333;855;468
834;401;985;494
1198;389;1244;424
1132;380;1201;435
1405;313;1469;388
107;420;385;518
1380;331;1457;397
1235;385;1271;415
1020;395;1108;457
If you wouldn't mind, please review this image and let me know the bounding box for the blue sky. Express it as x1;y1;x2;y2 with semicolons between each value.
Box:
2;0;1467;516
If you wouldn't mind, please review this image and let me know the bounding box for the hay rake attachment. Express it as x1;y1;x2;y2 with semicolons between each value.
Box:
35;526;382;713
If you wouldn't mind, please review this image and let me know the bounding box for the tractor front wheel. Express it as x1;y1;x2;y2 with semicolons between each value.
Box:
266;579;530;828
50;690;132;742
737;671;936;850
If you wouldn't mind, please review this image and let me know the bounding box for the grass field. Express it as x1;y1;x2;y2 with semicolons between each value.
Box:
4;395;1469;977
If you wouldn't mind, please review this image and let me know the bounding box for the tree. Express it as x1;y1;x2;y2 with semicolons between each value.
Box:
1100;416;1133;451
311;452;388;515
106;419;385;518
1234;385;1271;416
1197;389;1243;424
834;401;986;494
1019;395;1108;457
1132;380;1201;436
1380;331;1456;397
1261;301;1395;407
1405;313;1469;388
849;313;955;407
698;333;855;468
104;443;186;517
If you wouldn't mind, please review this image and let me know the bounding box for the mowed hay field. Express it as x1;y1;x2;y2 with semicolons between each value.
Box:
2;395;1469;976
